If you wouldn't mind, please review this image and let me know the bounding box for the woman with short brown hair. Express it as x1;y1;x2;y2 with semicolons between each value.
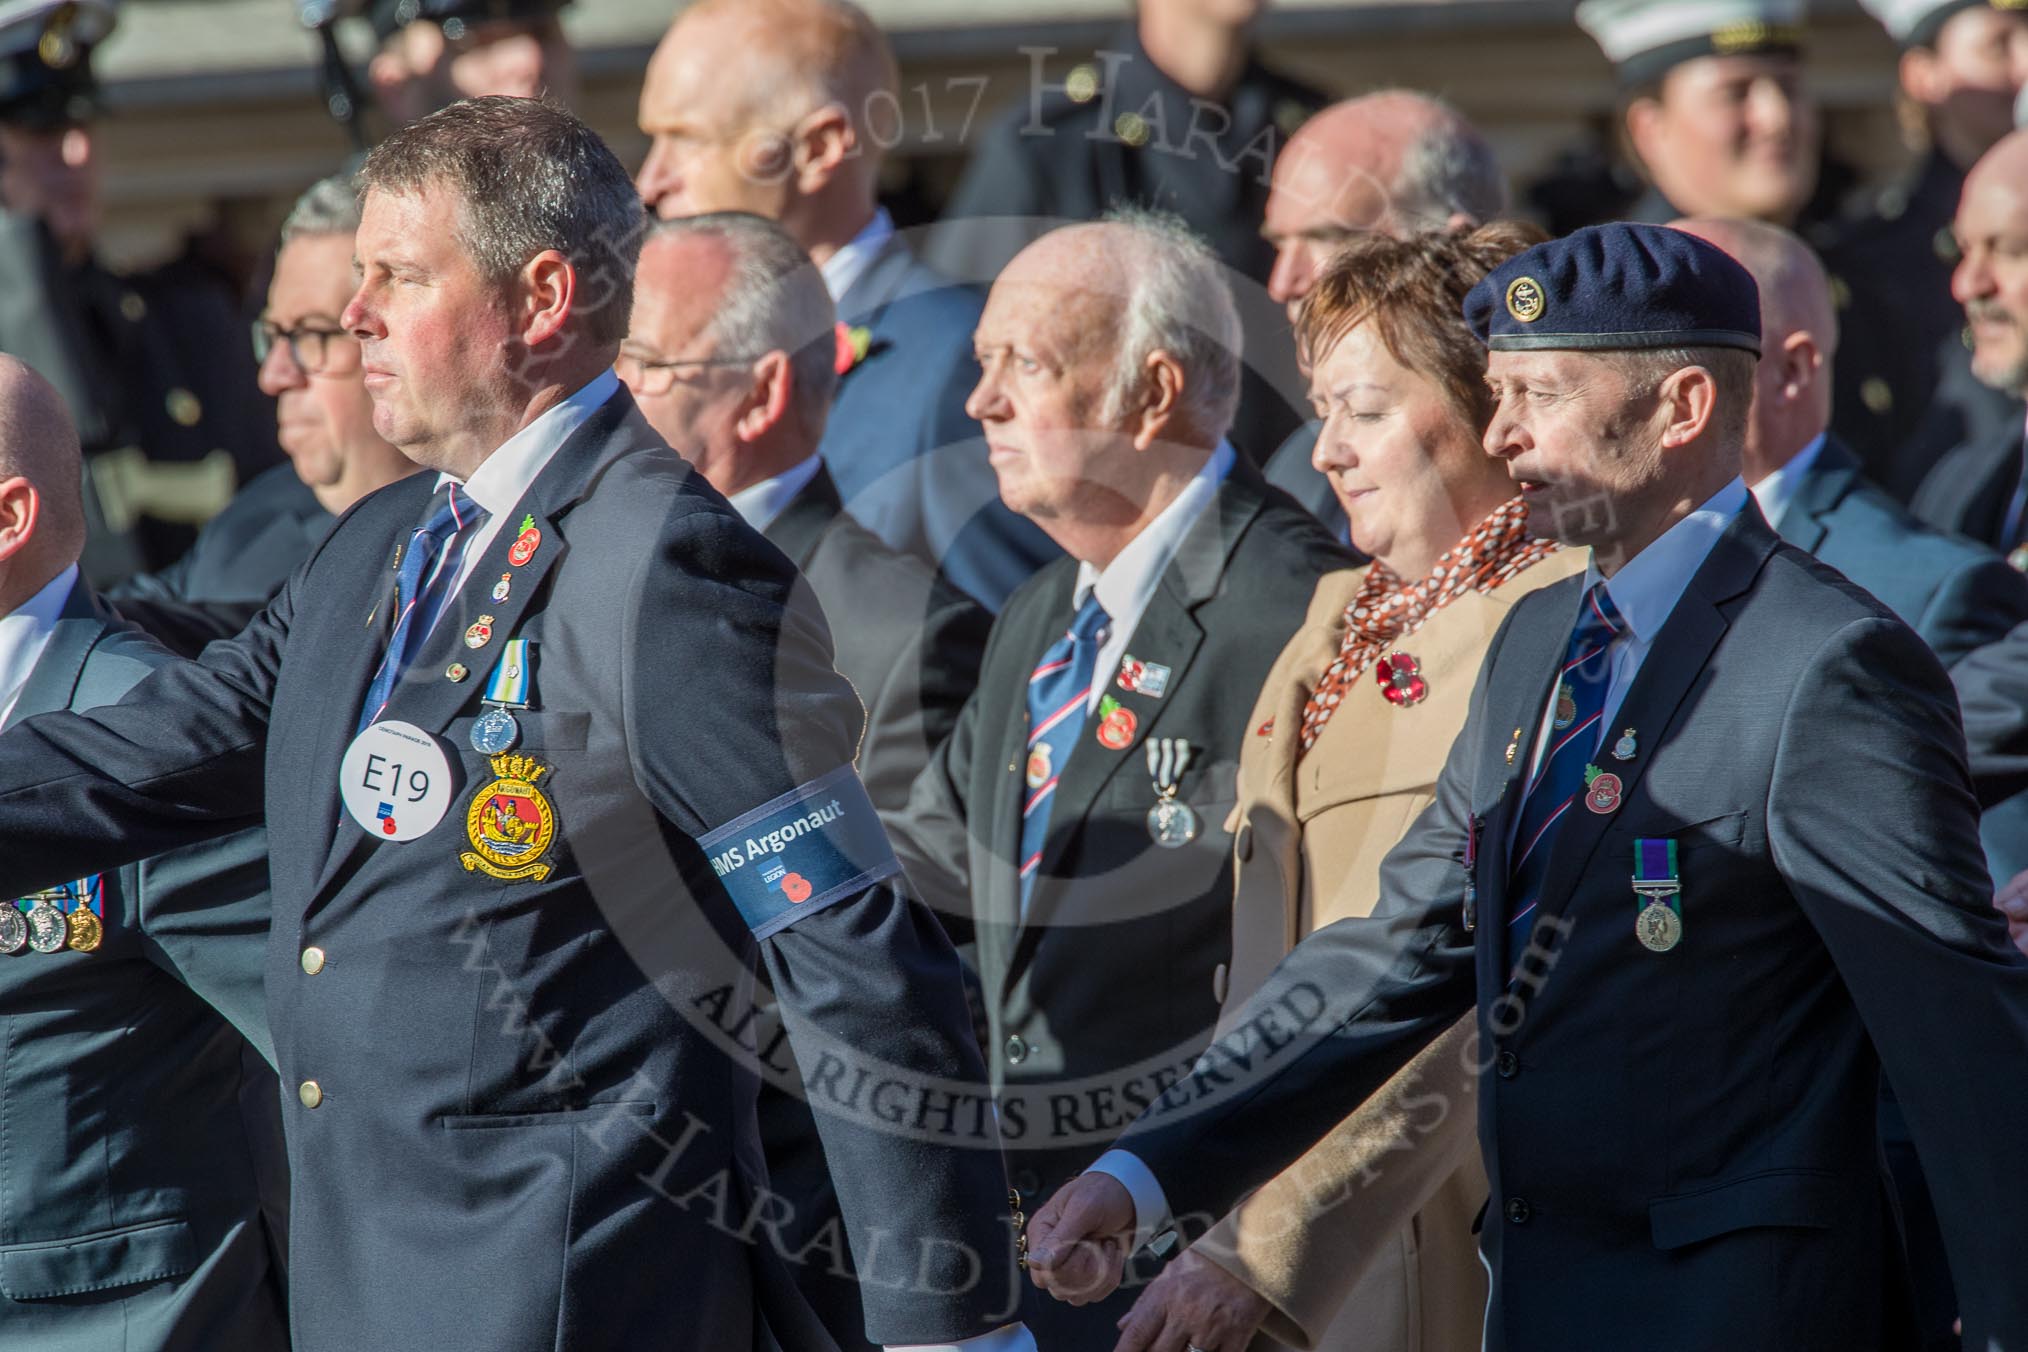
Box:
1115;224;1584;1352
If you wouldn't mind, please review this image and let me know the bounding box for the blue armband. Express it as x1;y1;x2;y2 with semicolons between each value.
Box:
697;764;900;940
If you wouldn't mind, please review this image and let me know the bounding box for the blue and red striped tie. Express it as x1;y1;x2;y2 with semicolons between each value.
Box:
1506;582;1624;960
357;484;486;733
1018;593;1110;910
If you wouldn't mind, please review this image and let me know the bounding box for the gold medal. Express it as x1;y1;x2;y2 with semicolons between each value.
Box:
1636;901;1681;952
459;752;559;882
66;907;102;953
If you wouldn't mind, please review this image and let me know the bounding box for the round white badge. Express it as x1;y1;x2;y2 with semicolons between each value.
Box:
339;720;456;843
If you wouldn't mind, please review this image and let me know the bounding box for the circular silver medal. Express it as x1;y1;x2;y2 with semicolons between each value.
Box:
470;706;521;755
1636;901;1681;952
0;905;25;954
1146;797;1199;848
26;900;68;954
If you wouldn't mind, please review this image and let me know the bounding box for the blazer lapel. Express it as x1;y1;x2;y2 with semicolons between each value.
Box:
761;466;844;570
1513;508;1780;992
6;575;102;729
1774;437;1862;556
1011;459;1267;963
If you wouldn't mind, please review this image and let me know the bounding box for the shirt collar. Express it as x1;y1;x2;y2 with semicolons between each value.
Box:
1585;477;1748;643
434;367;620;515
819;208;895;305
1074;441;1235;619
726;453;823;535
1747;432;1827;531
0;564;78;726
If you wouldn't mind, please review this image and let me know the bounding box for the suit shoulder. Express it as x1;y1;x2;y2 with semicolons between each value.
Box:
1240;486;1356;572
873;262;986;339
75;621;177;706
1828;479;2005;571
809;514;990;628
1758;538;1909;633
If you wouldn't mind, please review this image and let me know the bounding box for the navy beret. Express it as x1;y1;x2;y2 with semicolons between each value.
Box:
1463;222;1761;357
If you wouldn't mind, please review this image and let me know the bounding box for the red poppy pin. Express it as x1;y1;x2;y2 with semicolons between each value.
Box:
834;322;874;376
1375;652;1428;708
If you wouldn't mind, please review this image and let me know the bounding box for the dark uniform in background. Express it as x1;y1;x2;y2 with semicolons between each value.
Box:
0;0;276;584
929;28;1325;463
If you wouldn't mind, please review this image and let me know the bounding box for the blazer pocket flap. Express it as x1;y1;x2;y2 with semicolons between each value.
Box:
1649;1170;1840;1250
0;1215;197;1299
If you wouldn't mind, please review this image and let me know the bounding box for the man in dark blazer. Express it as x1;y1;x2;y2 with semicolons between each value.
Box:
110;174;420;656
1028;224;2028;1351
634;0;1057;612
622;210;996;1352
0;356;287;1349
0;100;1032;1352
1913;129;2028;551
1685;214;2028;1351
887;214;1348;1349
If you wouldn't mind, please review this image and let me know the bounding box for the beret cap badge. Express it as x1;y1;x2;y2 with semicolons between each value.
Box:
1506;276;1546;324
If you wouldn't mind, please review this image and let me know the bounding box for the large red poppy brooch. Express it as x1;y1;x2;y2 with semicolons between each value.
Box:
1375;652;1428;708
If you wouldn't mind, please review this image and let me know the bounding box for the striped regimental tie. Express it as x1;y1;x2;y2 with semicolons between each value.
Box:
1017;592;1111;911
357;483;488;733
1506;582;1624;962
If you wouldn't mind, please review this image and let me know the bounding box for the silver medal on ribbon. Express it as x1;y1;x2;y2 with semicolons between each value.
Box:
0;903;25;954
26;894;67;953
1144;737;1198;848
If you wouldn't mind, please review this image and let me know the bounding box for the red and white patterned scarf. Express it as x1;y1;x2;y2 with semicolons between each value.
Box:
1296;497;1558;755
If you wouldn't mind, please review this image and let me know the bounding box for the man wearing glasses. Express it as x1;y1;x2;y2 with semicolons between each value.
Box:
111;175;419;655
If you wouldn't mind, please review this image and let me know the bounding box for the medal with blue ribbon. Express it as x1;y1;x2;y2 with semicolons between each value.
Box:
1632;837;1681;952
471;638;534;755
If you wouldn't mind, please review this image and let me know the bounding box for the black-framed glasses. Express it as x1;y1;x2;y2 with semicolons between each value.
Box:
614;350;761;397
252;319;359;376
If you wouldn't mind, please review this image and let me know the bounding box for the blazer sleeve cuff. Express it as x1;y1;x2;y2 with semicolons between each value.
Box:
1089;1148;1174;1253
888;1321;1036;1352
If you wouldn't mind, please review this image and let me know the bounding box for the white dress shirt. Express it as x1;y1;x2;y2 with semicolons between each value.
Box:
1746;432;1825;532
0;564;78;728
437;372;1031;1352
1088;477;1751;1256
428;367;620;620
725;453;823;534
820;208;896;305
1072;441;1235;712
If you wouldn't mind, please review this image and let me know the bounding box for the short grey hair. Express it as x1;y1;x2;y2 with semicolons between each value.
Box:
1605;345;1757;446
645;212;839;439
1389;94;1509;232
1098;205;1244;441
357;96;644;346
280;172;363;246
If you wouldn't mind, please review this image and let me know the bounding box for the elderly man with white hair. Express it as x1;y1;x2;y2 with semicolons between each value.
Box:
886;208;1349;1351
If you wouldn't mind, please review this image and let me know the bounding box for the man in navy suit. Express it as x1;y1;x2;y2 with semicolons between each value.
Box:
0;99;1032;1352
1681;213;2028;1352
0;356;287;1350
634;0;1057;612
1026;223;2028;1351
111;173;420;656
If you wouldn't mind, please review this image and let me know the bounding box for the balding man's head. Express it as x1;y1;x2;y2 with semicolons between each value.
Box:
1672;217;1836;481
969;210;1241;560
636;0;896;243
1263;90;1507;313
0;356;85;604
1955;129;2028;396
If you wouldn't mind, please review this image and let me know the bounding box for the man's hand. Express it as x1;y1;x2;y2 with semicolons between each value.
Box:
1025;1172;1137;1305
1996;869;2028;958
1111;1248;1272;1352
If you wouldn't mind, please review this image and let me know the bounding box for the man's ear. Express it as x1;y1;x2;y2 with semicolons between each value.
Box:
1129;350;1185;452
1776;330;1824;403
735;350;794;443
0;476;41;565
519;249;576;348
1624;96;1665;173
1899;46;1942;107
1655;364;1719;448
791;103;856;197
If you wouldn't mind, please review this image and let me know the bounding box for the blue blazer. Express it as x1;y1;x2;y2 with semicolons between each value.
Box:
0;390;1021;1352
0;578;286;1350
1114;504;2028;1349
823;235;1059;612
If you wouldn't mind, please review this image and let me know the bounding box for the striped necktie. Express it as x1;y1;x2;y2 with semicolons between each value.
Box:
1506;582;1624;960
1018;592;1110;910
357;484;487;733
